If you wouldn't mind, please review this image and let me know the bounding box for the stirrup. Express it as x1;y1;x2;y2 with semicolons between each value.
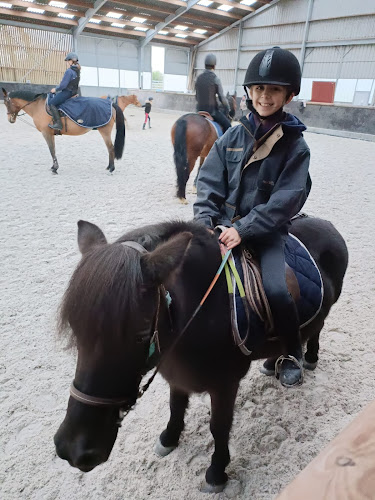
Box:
275;355;304;386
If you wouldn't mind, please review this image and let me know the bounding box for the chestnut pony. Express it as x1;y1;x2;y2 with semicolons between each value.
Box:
172;93;237;204
2;88;125;174
54;215;347;493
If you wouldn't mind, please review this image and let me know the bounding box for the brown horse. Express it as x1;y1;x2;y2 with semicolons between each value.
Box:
2;88;125;174
99;94;141;112
171;93;237;204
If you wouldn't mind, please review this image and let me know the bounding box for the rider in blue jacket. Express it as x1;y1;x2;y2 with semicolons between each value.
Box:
49;52;81;131
194;47;311;387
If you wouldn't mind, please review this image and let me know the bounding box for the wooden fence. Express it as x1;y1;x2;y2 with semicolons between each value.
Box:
0;25;72;84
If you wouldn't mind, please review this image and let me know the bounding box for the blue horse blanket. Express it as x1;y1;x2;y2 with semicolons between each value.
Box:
232;233;323;352
211;120;223;138
47;95;113;128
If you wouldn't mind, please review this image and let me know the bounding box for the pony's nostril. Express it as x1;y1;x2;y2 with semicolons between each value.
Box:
74;450;103;471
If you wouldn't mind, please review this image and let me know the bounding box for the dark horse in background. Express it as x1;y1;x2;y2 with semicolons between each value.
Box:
54;215;348;493
172;92;237;204
2;88;125;174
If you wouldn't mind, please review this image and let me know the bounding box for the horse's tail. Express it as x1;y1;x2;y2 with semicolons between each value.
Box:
112;103;125;159
174;117;188;199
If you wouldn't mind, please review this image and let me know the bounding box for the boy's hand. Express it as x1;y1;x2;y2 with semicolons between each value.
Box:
219;227;241;249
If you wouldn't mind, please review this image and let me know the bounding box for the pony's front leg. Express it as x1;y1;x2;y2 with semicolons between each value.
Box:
42;130;59;174
203;383;239;493
155;386;189;457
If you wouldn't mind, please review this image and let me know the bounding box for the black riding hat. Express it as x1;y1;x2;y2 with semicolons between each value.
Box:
205;53;216;68
243;47;301;95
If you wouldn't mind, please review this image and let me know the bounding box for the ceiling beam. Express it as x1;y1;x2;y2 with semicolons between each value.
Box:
0;8;77;26
73;0;108;37
9;0;86;17
140;0;202;48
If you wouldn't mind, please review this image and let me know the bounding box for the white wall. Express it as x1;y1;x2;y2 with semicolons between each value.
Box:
164;74;187;92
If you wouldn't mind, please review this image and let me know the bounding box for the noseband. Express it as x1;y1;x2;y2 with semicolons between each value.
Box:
69;240;162;426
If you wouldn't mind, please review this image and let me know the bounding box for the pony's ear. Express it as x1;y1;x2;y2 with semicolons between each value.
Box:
140;232;193;284
2;88;7;97
77;220;107;254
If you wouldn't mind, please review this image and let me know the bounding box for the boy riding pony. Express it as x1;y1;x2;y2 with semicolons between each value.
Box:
194;47;311;387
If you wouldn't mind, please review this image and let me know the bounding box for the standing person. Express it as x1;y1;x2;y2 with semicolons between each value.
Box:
193;47;311;387
195;53;231;133
142;97;153;129
240;94;247;117
49;52;81;131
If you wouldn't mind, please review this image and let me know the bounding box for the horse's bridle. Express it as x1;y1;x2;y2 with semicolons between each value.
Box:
69;240;162;426
4;94;41;120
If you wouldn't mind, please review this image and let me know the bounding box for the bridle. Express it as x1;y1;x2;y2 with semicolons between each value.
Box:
69;240;163;426
4;94;41;120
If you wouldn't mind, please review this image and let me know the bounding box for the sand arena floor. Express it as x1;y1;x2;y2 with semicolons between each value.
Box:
1;104;375;500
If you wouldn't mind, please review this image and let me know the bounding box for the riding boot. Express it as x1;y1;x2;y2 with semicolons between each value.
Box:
142;123;146;130
277;346;303;387
48;105;63;131
149;121;151;129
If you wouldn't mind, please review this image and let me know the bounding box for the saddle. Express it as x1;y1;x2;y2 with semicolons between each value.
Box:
226;235;323;355
198;111;214;120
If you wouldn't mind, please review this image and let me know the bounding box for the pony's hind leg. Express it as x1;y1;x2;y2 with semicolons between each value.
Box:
192;155;206;194
304;329;322;370
98;127;115;173
42;130;59;174
155;387;189;457
202;383;239;493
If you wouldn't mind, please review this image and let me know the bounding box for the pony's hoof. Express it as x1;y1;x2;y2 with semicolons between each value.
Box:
178;197;188;205
200;481;226;494
154;438;177;457
191;186;197;194
303;359;318;371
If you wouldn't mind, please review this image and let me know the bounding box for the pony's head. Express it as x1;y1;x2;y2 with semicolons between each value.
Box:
118;94;141;108
2;88;45;123
55;220;193;472
2;88;19;123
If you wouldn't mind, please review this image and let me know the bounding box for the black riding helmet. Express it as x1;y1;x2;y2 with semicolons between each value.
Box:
205;53;216;68
243;47;301;95
65;52;79;62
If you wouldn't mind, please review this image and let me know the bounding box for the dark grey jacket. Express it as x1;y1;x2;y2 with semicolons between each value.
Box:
195;69;229;114
193;113;311;241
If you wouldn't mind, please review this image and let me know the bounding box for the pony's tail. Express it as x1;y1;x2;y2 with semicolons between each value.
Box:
174;118;188;199
113;103;125;159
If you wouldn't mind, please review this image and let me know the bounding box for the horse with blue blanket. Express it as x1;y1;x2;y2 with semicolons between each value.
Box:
54;214;347;492
171;92;236;204
2;89;125;174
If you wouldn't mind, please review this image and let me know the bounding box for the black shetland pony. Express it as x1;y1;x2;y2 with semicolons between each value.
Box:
54;216;348;493
172;92;237;204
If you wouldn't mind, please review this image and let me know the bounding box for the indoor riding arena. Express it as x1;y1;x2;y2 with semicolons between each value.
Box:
1;1;375;499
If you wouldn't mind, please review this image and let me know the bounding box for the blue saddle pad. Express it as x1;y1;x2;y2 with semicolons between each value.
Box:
211;121;223;138
47;95;113;128
233;233;323;351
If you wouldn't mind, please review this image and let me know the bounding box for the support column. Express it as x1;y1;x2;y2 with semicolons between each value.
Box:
300;0;314;74
138;45;144;90
234;21;243;95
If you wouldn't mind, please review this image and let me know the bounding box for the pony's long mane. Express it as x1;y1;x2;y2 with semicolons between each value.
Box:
9;91;46;101
58;220;209;349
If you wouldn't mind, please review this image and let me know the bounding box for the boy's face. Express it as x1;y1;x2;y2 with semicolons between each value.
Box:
249;84;294;117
